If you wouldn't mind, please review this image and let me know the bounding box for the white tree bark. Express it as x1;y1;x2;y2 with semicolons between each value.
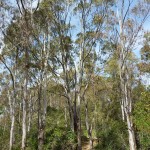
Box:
22;77;27;150
8;91;15;150
1;57;16;150
38;32;49;150
117;1;137;149
126;112;137;150
27;95;32;132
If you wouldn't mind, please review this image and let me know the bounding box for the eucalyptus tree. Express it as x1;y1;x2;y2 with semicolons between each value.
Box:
0;1;21;149
114;0;150;149
0;1;39;149
73;1;98;148
0;49;18;150
31;8;52;150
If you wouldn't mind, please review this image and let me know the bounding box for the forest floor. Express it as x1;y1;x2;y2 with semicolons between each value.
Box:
82;139;98;150
82;141;90;150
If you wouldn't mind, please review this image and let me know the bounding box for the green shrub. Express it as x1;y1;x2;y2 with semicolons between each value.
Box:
95;120;128;150
134;90;150;149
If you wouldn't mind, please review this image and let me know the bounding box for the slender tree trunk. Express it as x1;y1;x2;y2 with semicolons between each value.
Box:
22;48;28;150
117;2;137;149
126;113;137;150
19;102;21;125
8;92;15;150
76;94;81;150
3;107;7;134
37;77;47;150
28;95;32;132
38;77;47;150
66;95;74;131
120;60;137;150
72;100;77;133
70;104;74;132
89;126;93;150
37;32;49;149
64;106;68;128
38;83;44;150
120;94;125;121
120;61;137;150
85;100;93;150
10;114;15;150
124;81;137;150
22;78;27;150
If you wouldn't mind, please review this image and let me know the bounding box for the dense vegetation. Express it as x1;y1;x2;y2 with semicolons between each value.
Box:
0;0;150;150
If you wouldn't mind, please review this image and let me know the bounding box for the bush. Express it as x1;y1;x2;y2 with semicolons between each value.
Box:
95;119;128;150
134;91;150;149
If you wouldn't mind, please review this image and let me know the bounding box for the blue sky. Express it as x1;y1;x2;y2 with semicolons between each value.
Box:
0;0;149;86
1;0;150;61
8;0;149;51
1;0;150;59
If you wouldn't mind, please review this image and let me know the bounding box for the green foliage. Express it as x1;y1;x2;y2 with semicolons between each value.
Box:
26;107;76;150
44;127;76;150
95;119;128;150
0;125;10;150
134;91;150;133
134;90;150;149
27;127;38;150
132;83;145;103
139;32;150;73
44;107;76;150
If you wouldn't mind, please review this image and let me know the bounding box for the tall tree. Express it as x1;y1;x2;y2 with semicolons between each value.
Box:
115;0;150;149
